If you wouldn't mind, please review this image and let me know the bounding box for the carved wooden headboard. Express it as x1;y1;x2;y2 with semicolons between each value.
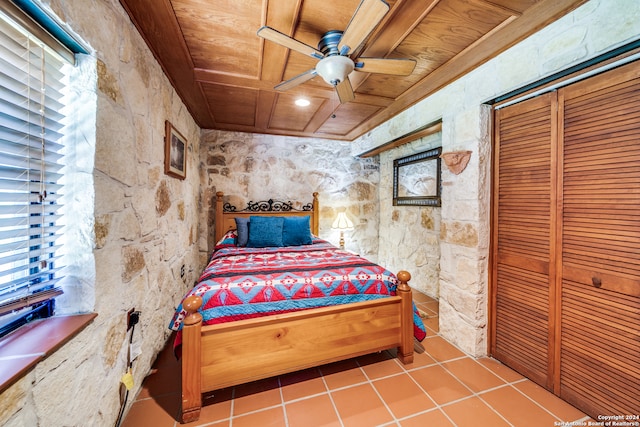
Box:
214;192;319;242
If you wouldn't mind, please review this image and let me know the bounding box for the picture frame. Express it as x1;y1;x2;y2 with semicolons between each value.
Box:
393;147;442;206
164;120;187;180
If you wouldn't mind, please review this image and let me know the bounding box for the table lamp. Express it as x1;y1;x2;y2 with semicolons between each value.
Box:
332;209;353;249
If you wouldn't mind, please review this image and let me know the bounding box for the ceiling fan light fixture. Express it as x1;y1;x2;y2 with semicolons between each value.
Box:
316;55;354;86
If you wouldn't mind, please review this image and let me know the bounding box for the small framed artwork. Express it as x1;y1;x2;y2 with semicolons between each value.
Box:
393;147;442;206
164;120;187;180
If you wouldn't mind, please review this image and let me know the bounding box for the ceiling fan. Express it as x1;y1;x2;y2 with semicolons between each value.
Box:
257;0;416;104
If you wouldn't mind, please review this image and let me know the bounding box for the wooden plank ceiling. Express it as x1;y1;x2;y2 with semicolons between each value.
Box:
119;0;587;141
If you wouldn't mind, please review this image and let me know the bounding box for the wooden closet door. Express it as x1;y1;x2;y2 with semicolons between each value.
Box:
491;93;557;388
558;62;640;417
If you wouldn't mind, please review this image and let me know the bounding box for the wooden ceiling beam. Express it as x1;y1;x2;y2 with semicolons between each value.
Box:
213;122;352;141
357;121;442;157
473;0;523;17
304;99;336;134
260;0;303;82
346;0;589;140
194;68;394;107
255;91;277;129
350;0;440;92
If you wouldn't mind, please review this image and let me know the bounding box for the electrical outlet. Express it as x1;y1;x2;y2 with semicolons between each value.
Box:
127;307;138;331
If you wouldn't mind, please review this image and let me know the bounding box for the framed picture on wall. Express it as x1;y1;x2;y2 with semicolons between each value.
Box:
393;147;442;206
164;120;187;179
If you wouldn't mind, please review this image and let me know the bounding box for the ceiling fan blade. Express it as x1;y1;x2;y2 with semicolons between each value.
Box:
338;0;389;56
274;69;318;91
355;57;416;75
335;78;355;104
257;26;323;59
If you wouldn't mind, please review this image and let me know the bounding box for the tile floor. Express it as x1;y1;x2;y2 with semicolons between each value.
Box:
121;292;590;427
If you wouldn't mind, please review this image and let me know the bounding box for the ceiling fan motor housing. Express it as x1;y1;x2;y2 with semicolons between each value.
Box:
316;30;354;86
318;30;343;56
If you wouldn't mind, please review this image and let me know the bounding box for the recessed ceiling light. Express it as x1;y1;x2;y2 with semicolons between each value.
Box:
295;98;310;107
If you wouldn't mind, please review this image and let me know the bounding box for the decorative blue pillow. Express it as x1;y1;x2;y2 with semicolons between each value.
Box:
282;216;312;246
235;217;250;246
246;216;284;247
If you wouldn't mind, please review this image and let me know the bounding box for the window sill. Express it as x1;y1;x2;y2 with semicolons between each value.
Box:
0;313;97;394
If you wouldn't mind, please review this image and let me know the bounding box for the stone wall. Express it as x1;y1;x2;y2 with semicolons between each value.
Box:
378;133;442;297
199;130;380;264
353;0;640;356
0;1;201;426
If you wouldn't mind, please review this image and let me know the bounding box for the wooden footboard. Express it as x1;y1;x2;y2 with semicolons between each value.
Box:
180;271;414;423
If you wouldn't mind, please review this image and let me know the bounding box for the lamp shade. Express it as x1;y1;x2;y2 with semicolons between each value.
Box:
315;55;354;86
332;211;354;230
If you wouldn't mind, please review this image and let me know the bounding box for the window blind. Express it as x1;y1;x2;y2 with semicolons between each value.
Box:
0;11;66;333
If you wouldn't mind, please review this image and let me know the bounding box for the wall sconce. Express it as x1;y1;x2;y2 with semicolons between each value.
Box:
331;209;353;249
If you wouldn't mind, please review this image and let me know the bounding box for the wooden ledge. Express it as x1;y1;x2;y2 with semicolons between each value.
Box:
0;313;97;393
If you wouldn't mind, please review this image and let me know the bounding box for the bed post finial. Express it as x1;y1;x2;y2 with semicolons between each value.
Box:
396;270;414;364
397;270;411;285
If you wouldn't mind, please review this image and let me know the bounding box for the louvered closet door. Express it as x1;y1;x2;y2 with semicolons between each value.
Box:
559;63;640;417
492;93;556;388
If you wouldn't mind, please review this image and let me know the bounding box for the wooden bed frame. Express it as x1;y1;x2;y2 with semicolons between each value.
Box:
179;192;415;423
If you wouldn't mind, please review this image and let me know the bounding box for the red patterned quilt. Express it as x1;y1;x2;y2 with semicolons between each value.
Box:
170;239;426;342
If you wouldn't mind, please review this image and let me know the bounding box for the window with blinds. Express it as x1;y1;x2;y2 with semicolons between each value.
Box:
0;10;69;336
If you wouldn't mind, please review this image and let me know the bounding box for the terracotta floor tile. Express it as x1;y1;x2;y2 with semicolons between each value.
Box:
136;365;181;399
411;291;436;304
481;385;559;427
182;388;232;426
477;357;526;383
410;365;473;405
442;358;506;392
232;377;281;416
331;383;394;427
514;380;588;422
358;351;404;379
281;376;326;402
422;316;439;333
285;394;341;427
442;396;511;427
120;394;180;427
232;407;286;427
400;408;456;427
421;335;466;362
399;349;437;371
279;367;326;402
423;300;439;314
373;373;435;418
200;421;229;427
319;359;367;390
415;302;438;318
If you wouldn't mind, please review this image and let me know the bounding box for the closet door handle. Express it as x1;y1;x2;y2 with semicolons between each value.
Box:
592;277;602;288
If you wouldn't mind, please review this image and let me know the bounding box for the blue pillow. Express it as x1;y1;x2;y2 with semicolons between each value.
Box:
246;216;284;247
235;217;250;246
282;216;312;246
